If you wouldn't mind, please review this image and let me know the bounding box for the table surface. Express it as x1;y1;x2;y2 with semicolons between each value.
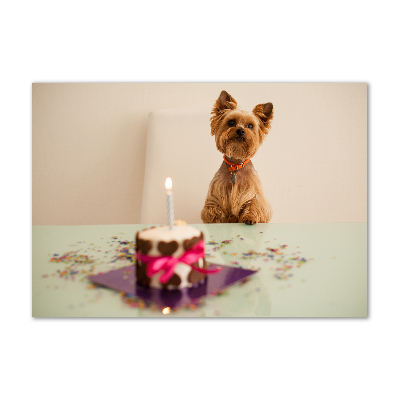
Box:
32;223;367;317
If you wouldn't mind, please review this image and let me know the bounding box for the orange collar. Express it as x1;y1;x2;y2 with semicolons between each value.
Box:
223;155;251;172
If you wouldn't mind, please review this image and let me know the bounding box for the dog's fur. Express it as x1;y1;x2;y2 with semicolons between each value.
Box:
201;90;273;225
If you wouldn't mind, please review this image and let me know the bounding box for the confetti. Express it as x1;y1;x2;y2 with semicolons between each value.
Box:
44;232;313;312
204;235;313;281
50;251;94;265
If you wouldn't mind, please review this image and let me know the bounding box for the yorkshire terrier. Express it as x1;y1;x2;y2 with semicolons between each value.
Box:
201;90;274;225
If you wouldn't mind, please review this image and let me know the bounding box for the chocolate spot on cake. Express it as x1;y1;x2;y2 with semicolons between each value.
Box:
136;263;151;287
188;269;206;284
183;232;204;250
188;262;206;284
162;273;181;288
158;241;178;256
136;236;152;254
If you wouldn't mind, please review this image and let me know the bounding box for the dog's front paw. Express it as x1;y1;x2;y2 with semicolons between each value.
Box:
239;210;258;225
201;205;228;223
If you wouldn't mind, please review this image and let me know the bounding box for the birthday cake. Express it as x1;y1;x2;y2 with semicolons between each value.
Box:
135;222;208;290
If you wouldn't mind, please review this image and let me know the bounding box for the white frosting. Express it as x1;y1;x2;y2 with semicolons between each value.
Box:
139;224;201;242
139;225;201;258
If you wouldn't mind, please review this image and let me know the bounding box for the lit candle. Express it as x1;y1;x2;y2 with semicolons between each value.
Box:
165;177;174;230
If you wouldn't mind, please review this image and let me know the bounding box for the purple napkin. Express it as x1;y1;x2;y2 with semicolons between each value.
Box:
88;264;257;308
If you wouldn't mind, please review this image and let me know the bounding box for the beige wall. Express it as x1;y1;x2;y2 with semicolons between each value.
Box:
32;83;367;225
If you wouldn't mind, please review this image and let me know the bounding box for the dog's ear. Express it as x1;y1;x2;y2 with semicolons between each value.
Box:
253;102;274;141
210;91;237;136
212;91;237;115
253;102;273;125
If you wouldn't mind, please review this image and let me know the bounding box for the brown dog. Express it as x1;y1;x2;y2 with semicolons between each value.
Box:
201;90;274;225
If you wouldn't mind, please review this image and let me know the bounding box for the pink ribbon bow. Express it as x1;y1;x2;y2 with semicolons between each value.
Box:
136;240;220;284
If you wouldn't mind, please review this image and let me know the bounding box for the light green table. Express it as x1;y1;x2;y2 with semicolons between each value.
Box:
32;223;367;317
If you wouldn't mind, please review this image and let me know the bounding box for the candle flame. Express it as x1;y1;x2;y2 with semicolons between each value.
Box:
162;307;170;315
165;177;172;190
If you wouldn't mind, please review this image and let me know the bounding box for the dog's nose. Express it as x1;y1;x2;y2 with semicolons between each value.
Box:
236;128;245;136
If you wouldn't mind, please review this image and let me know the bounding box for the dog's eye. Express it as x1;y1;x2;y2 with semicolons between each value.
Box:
247;124;253;129
228;120;236;127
